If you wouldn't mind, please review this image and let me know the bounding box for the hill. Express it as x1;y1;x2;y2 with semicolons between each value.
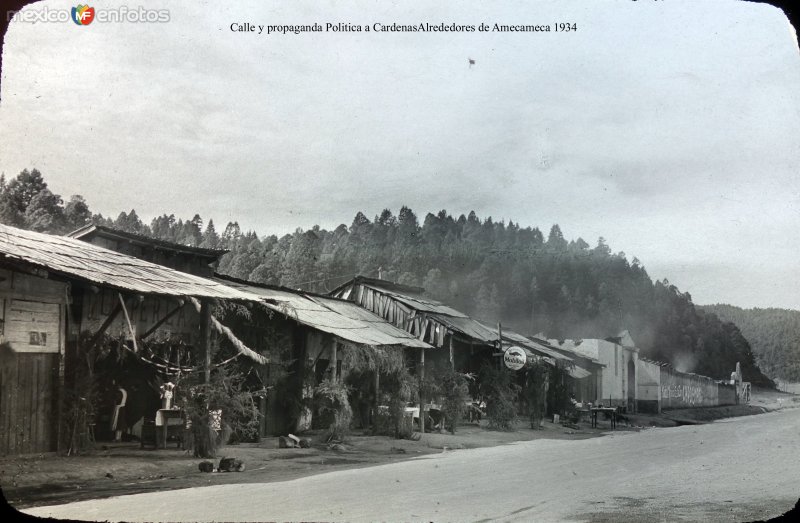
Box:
701;304;800;382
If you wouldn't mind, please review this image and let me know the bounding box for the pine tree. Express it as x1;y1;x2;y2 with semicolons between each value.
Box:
201;219;220;249
64;195;92;231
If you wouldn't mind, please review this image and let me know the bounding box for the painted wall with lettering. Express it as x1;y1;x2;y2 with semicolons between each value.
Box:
659;367;719;409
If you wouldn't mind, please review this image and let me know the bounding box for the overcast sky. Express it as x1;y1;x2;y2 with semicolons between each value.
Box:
1;0;798;309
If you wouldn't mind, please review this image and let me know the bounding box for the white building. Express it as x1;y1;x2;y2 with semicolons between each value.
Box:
549;330;639;412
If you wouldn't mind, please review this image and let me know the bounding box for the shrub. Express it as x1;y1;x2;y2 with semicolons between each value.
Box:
378;369;418;439
178;364;260;458
523;360;548;429
547;364;573;417
479;363;519;430
313;378;352;442
436;366;470;434
59;332;121;455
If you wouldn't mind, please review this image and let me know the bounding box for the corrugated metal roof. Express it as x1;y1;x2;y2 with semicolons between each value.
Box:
68;224;229;257
550;339;603;362
500;332;598;378
639;357;670;367
349;280;572;359
0;224;258;301
434;315;499;343
533;337;603;366
214;277;432;349
333;278;594;374
502;330;573;363
360;282;469;318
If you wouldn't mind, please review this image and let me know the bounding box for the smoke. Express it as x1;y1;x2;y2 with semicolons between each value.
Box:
673;352;697;374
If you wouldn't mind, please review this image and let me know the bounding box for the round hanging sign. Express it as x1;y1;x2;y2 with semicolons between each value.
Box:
503;346;527;371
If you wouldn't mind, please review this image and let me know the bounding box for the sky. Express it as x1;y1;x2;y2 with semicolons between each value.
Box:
0;0;798;309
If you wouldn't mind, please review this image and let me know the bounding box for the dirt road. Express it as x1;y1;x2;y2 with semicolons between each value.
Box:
23;407;800;522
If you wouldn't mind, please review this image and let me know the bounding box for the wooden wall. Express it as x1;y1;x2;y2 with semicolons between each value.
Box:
0;268;66;455
0;350;59;455
79;287;200;344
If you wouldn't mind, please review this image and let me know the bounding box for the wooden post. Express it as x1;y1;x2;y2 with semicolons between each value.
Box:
200;300;212;385
419;347;426;434
497;322;503;369
372;370;380;435
118;293;139;353
57;288;69;454
259;396;268;438
330;342;338;383
449;335;455;371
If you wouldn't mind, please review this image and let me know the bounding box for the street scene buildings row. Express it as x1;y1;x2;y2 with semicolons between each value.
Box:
0;224;748;456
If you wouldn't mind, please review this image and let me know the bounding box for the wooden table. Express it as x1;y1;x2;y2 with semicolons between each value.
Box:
575;408;591;423
590;407;617;429
155;409;184;449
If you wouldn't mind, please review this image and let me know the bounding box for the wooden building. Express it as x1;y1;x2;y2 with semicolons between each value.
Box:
329;277;594;420
0;224;265;456
0;225;435;454
68;224;227;277
213;275;433;435
70;228;436;436
330;276;577;371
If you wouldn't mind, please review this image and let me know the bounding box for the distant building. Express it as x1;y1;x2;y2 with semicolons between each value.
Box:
636;358;742;413
330;276;578;375
68;224;227;277
330;276;602;421
550;330;639;412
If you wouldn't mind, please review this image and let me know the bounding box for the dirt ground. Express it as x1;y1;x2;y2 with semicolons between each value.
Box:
3;388;798;511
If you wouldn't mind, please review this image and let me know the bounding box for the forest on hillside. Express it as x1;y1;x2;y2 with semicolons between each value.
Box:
0;168;774;386
701;305;800;382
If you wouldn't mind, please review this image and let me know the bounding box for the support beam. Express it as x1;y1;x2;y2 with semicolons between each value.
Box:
200;300;212;385
118;293;139;353
449;335;455;371
188;297;268;365
330;342;338;383
419;347;426;434
372;370;380;435
57;285;71;455
142;299;185;340
88;301;123;348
